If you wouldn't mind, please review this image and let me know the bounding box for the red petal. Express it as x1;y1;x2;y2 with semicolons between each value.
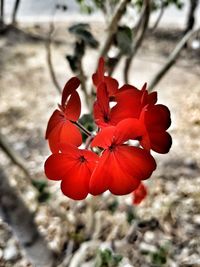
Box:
59;120;82;147
115;118;145;144
145;104;171;131
93;82;111;127
104;76;118;96
96;82;109;115
61;163;90;200
48;121;63;153
91;126;116;149
111;89;143;120
118;84;139;92
148;130;172;154
132;182;147;205
59;144;98;170
148;92;157;105
89;150;111;195
61;77;80;107
46;110;63;139
114;146;156;181
108;149;140;195
44;153;77;181
64;91;81;121
92;57;105;86
47;120;82;153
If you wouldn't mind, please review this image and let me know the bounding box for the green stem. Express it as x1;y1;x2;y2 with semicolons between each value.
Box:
73;121;93;137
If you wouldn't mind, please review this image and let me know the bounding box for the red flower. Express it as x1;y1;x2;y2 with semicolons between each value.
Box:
132;182;148;205
44;144;99;200
109;83;172;153
139;104;172;153
89;119;156;196
92;57;118;97
93;82;124;128
46;77;82;153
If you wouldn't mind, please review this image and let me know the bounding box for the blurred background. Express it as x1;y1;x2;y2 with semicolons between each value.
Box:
0;0;200;266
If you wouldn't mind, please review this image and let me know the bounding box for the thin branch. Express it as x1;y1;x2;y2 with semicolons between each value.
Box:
0;132;31;179
46;22;62;94
150;0;165;32
76;58;92;109
124;0;151;83
108;1;148;76
0;168;56;267
0;0;4;26
72;121;93;137
11;0;21;25
184;0;199;34
148;27;200;92
100;0;130;58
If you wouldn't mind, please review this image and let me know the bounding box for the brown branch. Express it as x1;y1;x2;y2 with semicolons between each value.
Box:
150;0;165;32
0;132;31;179
0;0;4;27
123;0;151;83
108;1;148;76
76;59;92;110
100;0;130;58
11;0;21;25
46;22;62;94
148;27;200;92
0;168;56;267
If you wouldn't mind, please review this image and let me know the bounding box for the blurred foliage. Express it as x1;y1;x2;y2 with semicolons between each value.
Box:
107;198;119;213
134;0;184;10
75;0;118;14
126;206;136;224
150;245;169;266
79;114;96;142
95;248;123;267
66;23;99;73
76;0;184;14
69;23;99;48
32;179;51;203
115;26;133;54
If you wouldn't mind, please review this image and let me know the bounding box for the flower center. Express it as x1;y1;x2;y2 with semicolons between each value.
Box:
103;114;110;123
79;155;86;163
108;144;116;152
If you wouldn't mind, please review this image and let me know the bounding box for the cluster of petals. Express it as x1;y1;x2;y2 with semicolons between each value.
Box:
45;57;172;203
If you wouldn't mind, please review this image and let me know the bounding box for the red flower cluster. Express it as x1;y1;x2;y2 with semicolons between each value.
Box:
45;58;172;202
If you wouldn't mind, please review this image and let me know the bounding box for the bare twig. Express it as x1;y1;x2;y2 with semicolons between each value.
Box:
46;22;62;94
124;0;151;83
68;240;100;267
108;1;148;76
0;168;56;267
184;0;199;34
11;0;21;25
150;0;165;32
100;0;130;58
0;0;4;26
0;132;31;179
148;27;200;91
76;58;92;109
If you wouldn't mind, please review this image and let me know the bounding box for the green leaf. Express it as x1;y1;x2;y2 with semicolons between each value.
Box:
66;55;79;72
116;26;132;54
126;206;136;224
38;191;51;203
95;249;123;267
151;246;168;266
32;179;48;193
79;114;95;143
69;23;99;48
107;199;119;213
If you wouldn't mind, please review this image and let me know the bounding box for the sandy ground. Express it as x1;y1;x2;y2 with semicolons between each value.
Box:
0;22;200;266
